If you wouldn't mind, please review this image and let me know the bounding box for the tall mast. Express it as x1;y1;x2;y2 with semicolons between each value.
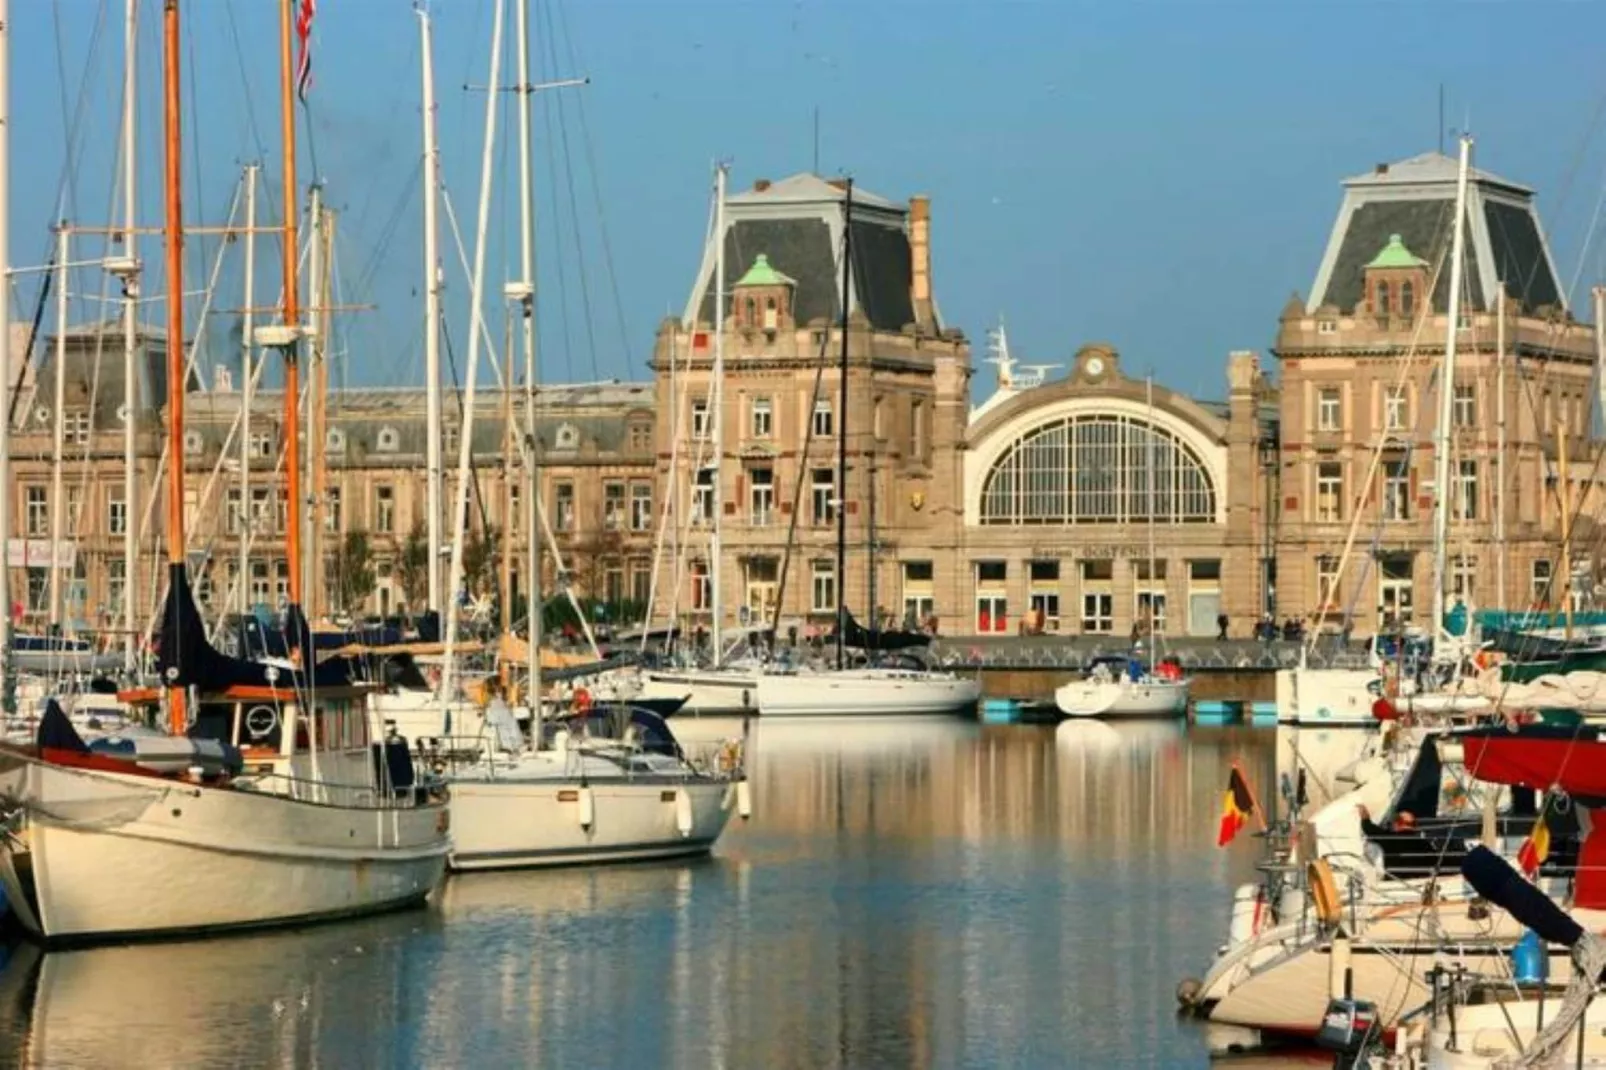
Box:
1430;134;1472;639
0;0;11;698
277;0;304;616
1147;372;1157;644
709;164;726;664
161;0;187;731
238;165;258;616
1495;281;1507;612
47;223;67;632
418;5;443;616
119;0;140;671
514;0;540;709
304;183;322;615
835;178;852;671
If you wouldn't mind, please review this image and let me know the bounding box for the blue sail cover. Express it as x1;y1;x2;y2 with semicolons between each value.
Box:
236;614;404;660
156;564;361;691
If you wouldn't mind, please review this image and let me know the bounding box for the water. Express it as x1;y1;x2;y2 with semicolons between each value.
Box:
0;717;1293;1068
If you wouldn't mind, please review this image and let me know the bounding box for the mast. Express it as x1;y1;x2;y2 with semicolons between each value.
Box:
161;0;187;731
277;0;304;618
709;164;726;664
1146;372;1157;645
305;183;323;615
47;223;67;633
1495;282;1507;613
1561;416;1573;640
418;5;443;616
835;178;852;671
119;0;140;671
1430;134;1472;640
514;0;539;711
499;311;513;640
238;165;257;616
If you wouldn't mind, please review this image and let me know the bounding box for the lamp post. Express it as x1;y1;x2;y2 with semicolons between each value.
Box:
1258;432;1279;624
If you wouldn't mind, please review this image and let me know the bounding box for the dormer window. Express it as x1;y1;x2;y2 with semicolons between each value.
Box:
554;422;579;450
732;253;796;332
376;426;400;452
183;429;204;456
326;427;346;454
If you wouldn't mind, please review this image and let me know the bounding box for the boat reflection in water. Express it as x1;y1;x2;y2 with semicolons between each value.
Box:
0;715;1276;1068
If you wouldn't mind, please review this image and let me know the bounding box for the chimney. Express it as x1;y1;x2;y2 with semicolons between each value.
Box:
1374;163;1389;176
909;194;933;327
826;177;849;192
753;178;771;192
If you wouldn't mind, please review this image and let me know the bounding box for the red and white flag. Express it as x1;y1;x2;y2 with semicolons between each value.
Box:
295;0;316;102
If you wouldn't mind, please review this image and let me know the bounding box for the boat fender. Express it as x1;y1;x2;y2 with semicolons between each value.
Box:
736;778;752;820
1307;859;1343;926
675;788;693;838
574;688;592;712
578;783;594;830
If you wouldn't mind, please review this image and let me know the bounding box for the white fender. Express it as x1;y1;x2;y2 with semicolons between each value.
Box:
675;787;694;838
578;784;595;830
736;779;752;820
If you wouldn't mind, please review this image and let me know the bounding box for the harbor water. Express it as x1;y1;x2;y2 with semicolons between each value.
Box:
0;717;1309;1067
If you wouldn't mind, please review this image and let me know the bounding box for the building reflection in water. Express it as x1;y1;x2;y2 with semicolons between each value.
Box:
0;719;1276;1069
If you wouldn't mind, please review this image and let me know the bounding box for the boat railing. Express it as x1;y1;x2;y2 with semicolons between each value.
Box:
232;767;437;811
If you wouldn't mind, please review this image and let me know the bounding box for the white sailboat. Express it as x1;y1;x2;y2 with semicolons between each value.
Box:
0;0;449;945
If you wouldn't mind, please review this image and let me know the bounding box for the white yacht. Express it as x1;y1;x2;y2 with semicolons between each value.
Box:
1055;655;1189;718
755;663;981;718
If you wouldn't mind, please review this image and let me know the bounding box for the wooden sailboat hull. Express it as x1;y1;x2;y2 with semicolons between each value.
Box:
0;750;448;945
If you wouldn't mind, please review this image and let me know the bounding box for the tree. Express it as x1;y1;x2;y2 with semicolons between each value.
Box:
462;524;500;598
331;529;377;614
397;522;429;611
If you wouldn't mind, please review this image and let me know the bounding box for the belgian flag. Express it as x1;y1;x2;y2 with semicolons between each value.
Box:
1518;809;1551;877
1217;763;1259;847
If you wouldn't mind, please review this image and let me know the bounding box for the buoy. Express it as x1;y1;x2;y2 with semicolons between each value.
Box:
1371;697;1399;722
675;788;693;838
736;778;752;820
578;784;594;830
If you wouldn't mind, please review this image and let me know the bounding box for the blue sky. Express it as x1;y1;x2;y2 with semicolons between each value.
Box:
12;1;1606;402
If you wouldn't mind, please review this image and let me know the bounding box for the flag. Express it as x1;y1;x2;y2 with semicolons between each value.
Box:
295;0;316;103
1217;763;1257;847
1518;812;1551;877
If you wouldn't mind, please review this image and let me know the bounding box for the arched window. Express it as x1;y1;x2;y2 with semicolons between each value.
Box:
1400;281;1415;318
1375;281;1391;316
743;297;756;326
764;296;778;329
978;414;1216;525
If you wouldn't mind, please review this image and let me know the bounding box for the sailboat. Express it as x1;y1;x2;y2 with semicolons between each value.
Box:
752;178;980;718
0;0;448;944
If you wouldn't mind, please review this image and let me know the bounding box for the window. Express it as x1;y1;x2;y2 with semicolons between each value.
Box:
1382;459;1410;520
1317;461;1343;522
749;467;774;526
1532;559;1554;607
250;431;274;459
376;426;399;452
811;468;836;526
744;557;779;620
25;487;47;536
273;559;291;608
1136;590;1167;635
631;560;651;605
375;485;396;534
975;562;1007;634
1401;280;1415;318
690;559;711;610
1081;592;1113;633
743;296;756;326
912;399;926;459
249;559;271;606
554;482;575;532
250;487;273;533
751;397;773;438
108;487;127;536
629;421;652;452
326;428;346;454
691;398;710;440
1316;554;1340;610
693;468;714;526
1317;319;1337;334
325;486;342;533
1379;553;1414;626
630;484;653;532
603;482;625;530
812;399;834;437
873;397;885;441
184;429;204;456
1028;560;1060;633
225;488;243;534
554;423;579;450
1454;460;1478;521
275;488;289;533
509;484;522;532
106;558;126;615
1384;386;1407;432
1317;388;1341;431
604;560;625;605
811;559;837;613
1453;383;1477;428
1375;280;1390;316
1451;555;1477;603
66;409;90;444
66;484;83;534
902;560;935;629
26;568;46;613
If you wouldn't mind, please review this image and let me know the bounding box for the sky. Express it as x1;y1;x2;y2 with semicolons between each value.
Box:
12;0;1606;403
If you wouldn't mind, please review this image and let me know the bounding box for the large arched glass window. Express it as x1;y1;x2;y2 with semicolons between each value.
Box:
978;414;1216;525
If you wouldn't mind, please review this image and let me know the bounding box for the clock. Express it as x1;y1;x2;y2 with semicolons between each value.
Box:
1085;356;1105;379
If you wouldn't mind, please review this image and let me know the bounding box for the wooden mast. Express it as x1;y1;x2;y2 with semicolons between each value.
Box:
277;0;304;619
161;0;187;732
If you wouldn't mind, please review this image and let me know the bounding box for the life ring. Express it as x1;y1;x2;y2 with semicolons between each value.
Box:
1307;859;1343;925
574;687;592;711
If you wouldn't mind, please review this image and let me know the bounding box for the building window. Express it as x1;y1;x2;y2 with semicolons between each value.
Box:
902;560;935;629
108;487;127;536
376;426;399;452
603;560;625;605
183;429;204;456
248;487;272;533
25;487;47;536
811;559;837;613
25;568;46;612
509;483;522;532
1382;459;1410;521
1379;554;1414;626
1384;387;1408;432
690;559;710;611
554;482;575;531
1315;554;1340;611
1317;319;1337;334
751;397;773;438
1080;559;1113;633
912;399;926;459
326;428;346;454
631;560;651;605
225;488;243;534
603;482;625;530
629;421;652;452
749;467;774;526
325;486;342;533
812;399;834;438
1532;559;1553;607
106;558;126;615
744;557;779;620
1316;461;1343;522
1451;555;1477;604
1134;559;1167;636
1453;383;1477;428
811;468;836;526
66;484;83;534
1454;460;1478;521
273;559;291;608
974;560;1007;634
1317;388;1341;432
1375;280;1390;316
693;468;714;526
250;431;274;459
1028;559;1060;633
691;398;710;440
374;485;395;534
554;423;579;450
630;484;653;532
66;409;90;444
1401;280;1415;318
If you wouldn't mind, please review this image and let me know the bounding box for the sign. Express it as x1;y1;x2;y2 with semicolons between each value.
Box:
1081;544;1146;560
7;539;76;570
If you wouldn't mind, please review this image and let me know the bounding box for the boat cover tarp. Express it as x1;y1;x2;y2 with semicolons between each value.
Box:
832;611;931;652
1458;724;1606;800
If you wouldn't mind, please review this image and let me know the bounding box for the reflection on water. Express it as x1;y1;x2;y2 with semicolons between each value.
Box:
0;717;1278;1068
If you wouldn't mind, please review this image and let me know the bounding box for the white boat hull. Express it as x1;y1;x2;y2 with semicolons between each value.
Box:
755;669;981;717
1054;678;1188;718
0;751;448;944
447;776;734;870
641;670;759;716
1275;667;1378;725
